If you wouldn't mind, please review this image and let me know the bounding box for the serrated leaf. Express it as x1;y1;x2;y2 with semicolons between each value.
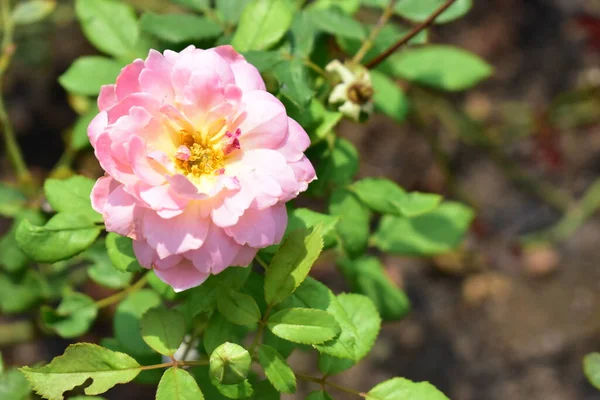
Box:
394;0;472;24
231;0;294;52
338;256;410;321
105;233;142;273
16;213;101;263
44;176;102;222
273;60;313;109
141;307;186;357
114;289;162;355
0;183;26;217
58;57;123;96
140;13;223;43
257;345;296;393
20;344;141;400
383;45;492;91
157;367;204;400
584;353;600;390
306;7;365;39
41;292;98;338
373;202;474;256
209;374;254;399
75;0;139;57
329;188;370;258
217;288;261;326
11;0;55;25
265;225;323;306
287;209;338;248
267;308;340;345
0;210;45;272
289;11;317;57
84;240;132;289
366;377;449;400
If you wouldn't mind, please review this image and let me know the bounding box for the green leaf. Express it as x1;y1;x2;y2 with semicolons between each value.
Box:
216;266;251;290
265;225;323;306
231;0;294;52
75;0;139;57
289;11;317;57
105;233;143;273
41;292;98;338
329;188;370;258
319;293;381;375
210;342;251;385
584;353;600;390
0;270;45;313
273;60;313;110
209;374;253;399
203;312;235;355
257;345;296;393
287;208;338;249
262;329;296;360
311;137;359;196
397;192;443;217
0;210;45;272
252;380;280;400
366;377;449;400
157;367;204;400
11;0;55;25
171;0;210;12
217;288;261;326
44;176;102;222
338;256;410;321
20;343;141;400
373;202;475;256
371;71;410;122
309;0;360;14
0;183;26;217
182;276;221;319
242;51;285;72
141;307;186;357
267;308;340;345
85;240;133;289
216;0;253;24
71;110;97;151
306;7;365;39
140;13;223;43
394;0;472;24
384;45;493;91
114;289;162;355
16;213;101;263
58;57;123;96
306;391;333;400
0;368;31;400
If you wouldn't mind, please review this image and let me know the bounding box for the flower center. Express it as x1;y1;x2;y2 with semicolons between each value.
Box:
174;129;241;177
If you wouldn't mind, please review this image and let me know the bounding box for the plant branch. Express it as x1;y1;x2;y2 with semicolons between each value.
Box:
352;0;397;64
296;372;367;397
139;359;209;371
95;273;149;309
0;0;32;191
365;0;457;69
248;304;272;355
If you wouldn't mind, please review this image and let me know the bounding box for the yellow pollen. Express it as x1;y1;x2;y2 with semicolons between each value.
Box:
175;131;225;177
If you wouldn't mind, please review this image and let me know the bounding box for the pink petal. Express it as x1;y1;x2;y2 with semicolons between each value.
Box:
128;135;166;186
225;203;287;248
103;186;143;239
153;259;210;292
90;175;115;213
213;45;266;92
88;111;108;149
138;184;188;211
133;239;155;268
98;85;117;111
184;223;242;274
154;254;183;269
276;117;311;162
115;59;144;101
138;49;175;102
238;90;288;150
230;247;258;268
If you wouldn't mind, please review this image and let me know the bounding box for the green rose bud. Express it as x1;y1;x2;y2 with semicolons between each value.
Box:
209;342;251;385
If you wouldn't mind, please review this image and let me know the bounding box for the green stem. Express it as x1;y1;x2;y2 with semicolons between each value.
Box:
95;273;149;309
248;304;272;355
0;0;33;191
352;0;396;65
365;0;457;69
296;372;367;398
139;359;209;371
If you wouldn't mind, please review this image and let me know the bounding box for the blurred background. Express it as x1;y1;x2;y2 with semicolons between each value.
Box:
3;0;600;399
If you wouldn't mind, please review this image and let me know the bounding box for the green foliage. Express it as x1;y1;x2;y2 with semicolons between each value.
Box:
231;0;294;52
21;344;141;400
584;353;600;390
257;345;296;393
366;377;450;400
44;176;103;222
11;0;55;25
140;13;223;43
267;308;341;345
371;70;410;122
157;368;205;400
394;0;472;24
273;60;313;109
217;288;261;326
114;289;162;355
373;201;475;256
41;292;98;338
306;391;333;400
306;7;365;39
0;210;44;272
85;240;133;289
264;225;323;305
58;57;123;96
15;212;101;263
71;111;96;151
0;361;31;400
141;307;186;357
210;342;251;385
329;188;370;258
0;183;26;217
105;233;143;273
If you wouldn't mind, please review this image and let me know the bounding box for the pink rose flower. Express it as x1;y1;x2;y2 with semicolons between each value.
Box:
89;45;316;291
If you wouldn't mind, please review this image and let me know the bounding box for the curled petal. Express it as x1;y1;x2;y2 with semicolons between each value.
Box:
154;259;210;292
225;203;287;247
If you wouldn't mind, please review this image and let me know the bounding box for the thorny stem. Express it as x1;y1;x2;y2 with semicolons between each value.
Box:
365;0;457;69
94;273;150;309
139;359;209;371
0;0;33;191
352;0;397;65
296;372;368;398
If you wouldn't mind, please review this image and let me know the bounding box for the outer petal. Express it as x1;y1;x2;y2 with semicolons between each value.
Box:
115;59;144;101
138;49;175;102
98;85;117;111
238;90;288;150
128;135;166;186
225;203;287;247
281;155;316;201
213;45;266;92
230;247;258;268
133;239;155;268
103;186;143;239
276;118;310;162
90;175;115;213
154;259;210;292
184;224;243;274
88;111;108;149
143;206;210;259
